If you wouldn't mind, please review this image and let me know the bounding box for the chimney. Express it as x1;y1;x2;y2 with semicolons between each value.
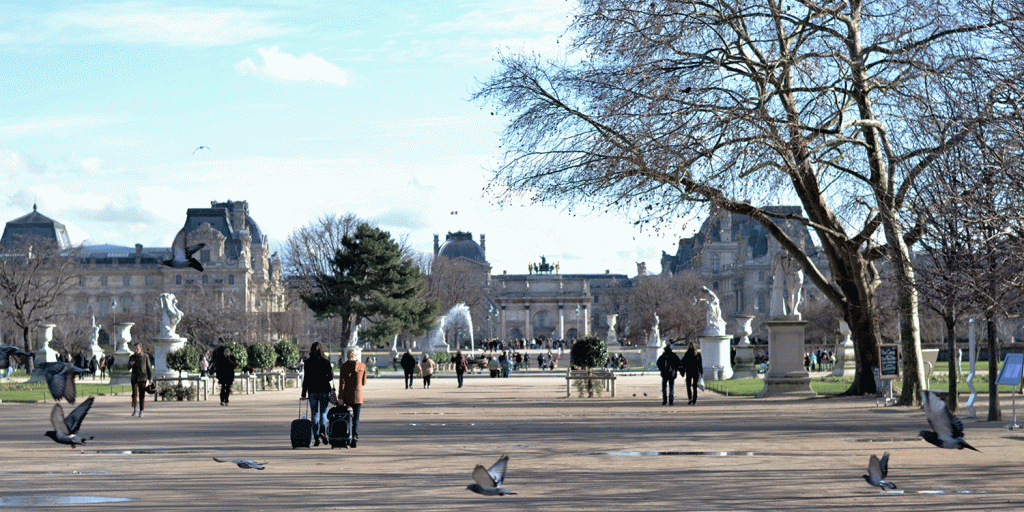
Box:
433;234;439;257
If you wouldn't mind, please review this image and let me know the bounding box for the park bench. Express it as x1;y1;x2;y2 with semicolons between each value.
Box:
566;368;617;397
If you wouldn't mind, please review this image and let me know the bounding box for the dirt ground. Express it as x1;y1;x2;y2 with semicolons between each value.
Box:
2;374;1023;511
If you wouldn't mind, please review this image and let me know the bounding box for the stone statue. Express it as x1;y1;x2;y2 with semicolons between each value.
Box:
158;293;183;339
348;324;360;348
606;314;618;344
647;313;662;347
697;286;726;336
89;316;100;347
771;250;804;319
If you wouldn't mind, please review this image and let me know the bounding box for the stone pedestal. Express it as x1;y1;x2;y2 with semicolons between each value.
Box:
153;336;187;379
26;324;59;383
108;323;135;385
758;320;814;397
731;316;757;379
831;321;855;377
700;335;733;380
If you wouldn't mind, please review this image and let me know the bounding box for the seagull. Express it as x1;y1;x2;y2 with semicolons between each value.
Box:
862;452;897;490
39;361;88;404
213;457;267;470
0;345;32;370
192;146;210;155
919;390;980;452
162;228;204;272
466;454;516;496
44;396;95;448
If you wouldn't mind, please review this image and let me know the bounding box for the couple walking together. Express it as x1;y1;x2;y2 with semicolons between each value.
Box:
300;342;367;448
657;342;703;406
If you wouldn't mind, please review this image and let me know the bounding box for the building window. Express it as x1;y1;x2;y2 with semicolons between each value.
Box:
175;275;182;285
123;275;130;286
201;249;211;263
101;276;108;287
79;276;85;286
710;253;721;272
758;271;765;282
228;274;235;285
202;275;209;285
146;275;153;286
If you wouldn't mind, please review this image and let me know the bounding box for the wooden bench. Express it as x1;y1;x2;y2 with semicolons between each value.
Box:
566;369;617;397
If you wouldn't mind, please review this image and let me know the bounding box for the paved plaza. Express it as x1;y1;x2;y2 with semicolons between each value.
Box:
2;373;1024;510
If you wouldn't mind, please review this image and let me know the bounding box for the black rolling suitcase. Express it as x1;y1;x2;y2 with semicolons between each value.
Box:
326;405;353;449
291;400;313;448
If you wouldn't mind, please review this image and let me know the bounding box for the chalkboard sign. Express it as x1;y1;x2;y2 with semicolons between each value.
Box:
996;353;1024;387
878;344;899;379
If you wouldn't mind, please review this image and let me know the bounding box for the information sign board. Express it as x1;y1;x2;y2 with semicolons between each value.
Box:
878;344;899;380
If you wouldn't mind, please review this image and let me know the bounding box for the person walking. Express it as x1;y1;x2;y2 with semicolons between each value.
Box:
400;350;416;389
216;347;239;406
656;345;681;406
419;353;436;389
338;347;367;448
300;341;334;447
681;341;704;405
199;350;210;378
128;343;152;417
453;351;469;388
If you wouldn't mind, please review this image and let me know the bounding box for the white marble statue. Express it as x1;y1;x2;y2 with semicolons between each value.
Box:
647;313;662;347
158;293;184;339
348;324;360;348
89;316;100;347
698;286;727;336
606;314;618;344
771;250;804;319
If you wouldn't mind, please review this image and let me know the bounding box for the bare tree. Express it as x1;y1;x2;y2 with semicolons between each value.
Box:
0;236;82;351
475;1;1024;399
282;213;363;297
627;272;706;344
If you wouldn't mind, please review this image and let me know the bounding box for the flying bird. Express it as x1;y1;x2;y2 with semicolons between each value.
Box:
466;454;516;496
919;390;980;452
862;452;897;490
192;146;210;155
0;345;32;370
44;396;95;448
213;457;267;470
162;228;205;272
39;361;88;404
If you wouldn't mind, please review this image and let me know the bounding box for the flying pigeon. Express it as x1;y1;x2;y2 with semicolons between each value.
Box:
466;454;516;496
193;146;210;155
862;452;897;490
162;228;204;272
39;361;88;404
0;345;31;370
213;457;267;470
919;390;980;451
44;396;95;448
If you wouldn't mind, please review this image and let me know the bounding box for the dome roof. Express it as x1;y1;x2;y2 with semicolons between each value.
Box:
437;231;486;263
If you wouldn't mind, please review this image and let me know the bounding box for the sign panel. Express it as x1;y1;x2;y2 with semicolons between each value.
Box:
996;353;1024;387
878;344;900;379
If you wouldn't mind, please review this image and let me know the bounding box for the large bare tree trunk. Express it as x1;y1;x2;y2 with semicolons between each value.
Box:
945;316;959;412
987;315;1002;421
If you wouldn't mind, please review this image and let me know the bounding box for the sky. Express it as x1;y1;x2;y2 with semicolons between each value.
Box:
1;0;698;276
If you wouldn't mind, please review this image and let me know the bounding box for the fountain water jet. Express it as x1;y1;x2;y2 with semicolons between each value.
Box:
425;303;475;352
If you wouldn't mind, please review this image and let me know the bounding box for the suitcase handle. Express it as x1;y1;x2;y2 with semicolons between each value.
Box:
299;397;308;419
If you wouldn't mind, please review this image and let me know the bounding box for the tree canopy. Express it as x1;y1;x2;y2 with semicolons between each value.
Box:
475;0;1024;399
300;223;438;346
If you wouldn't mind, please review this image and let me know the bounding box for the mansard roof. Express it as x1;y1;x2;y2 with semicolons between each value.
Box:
0;204;73;249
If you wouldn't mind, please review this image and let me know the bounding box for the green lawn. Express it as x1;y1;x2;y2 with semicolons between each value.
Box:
0;374;130;403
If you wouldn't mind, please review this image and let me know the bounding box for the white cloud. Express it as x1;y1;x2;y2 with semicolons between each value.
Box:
80;157;104;172
235;46;349;86
44;2;287;46
0;114;130;138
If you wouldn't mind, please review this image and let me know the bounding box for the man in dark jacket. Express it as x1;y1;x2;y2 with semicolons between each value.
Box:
400;350;416;389
656;345;681;406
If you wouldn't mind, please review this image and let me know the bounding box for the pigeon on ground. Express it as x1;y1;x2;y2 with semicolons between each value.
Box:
862;452;897;489
466;454;516;496
919;390;980;452
213;457;267;470
39;361;88;404
192;146;210;155
44;396;95;448
0;345;31;370
162;228;204;271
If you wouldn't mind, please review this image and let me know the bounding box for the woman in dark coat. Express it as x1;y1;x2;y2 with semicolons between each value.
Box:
216;347;239;406
452;351;469;388
301;341;334;446
681;342;704;405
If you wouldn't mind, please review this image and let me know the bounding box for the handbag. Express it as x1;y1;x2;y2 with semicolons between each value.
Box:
145;382;157;394
328;386;338;406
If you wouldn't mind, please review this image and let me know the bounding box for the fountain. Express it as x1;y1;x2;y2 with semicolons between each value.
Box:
425;303;475;352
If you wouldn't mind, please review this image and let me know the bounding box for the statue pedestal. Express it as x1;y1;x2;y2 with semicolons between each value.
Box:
732;344;758;379
700;335;733;380
831;321;856;377
108;323;135;385
26;324;59;384
758;320;814;397
153;336;187;379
